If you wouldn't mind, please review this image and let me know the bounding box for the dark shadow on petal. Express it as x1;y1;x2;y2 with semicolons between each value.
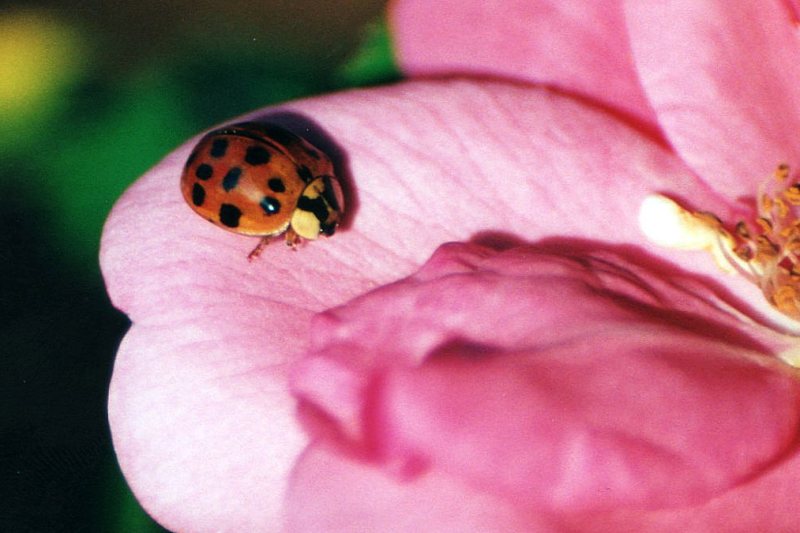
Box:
426;337;502;362
466;231;789;351
248;110;359;232
469;230;528;251
527;236;783;347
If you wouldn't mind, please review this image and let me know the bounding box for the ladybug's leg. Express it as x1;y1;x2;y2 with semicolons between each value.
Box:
284;227;302;250
247;237;271;261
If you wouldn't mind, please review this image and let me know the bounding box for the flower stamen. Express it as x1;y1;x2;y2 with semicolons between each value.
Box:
639;164;800;320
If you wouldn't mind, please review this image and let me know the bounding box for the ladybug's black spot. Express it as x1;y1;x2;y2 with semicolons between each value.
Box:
191;183;206;206
296;165;314;183
268;177;285;193
222;167;242;192
260;196;281;215
195;163;213;180
304;148;321;160
245;146;270;165
297;195;330;224
210;138;229;158
219;204;242;228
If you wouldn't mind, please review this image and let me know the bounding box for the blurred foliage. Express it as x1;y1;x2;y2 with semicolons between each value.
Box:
0;0;396;530
0;10;88;151
335;20;401;88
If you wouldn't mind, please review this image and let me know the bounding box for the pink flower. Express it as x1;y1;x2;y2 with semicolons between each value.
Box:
101;0;800;531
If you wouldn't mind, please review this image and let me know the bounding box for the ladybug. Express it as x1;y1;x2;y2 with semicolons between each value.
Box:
181;122;344;259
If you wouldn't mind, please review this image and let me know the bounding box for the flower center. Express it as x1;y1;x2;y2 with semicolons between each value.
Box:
639;164;800;320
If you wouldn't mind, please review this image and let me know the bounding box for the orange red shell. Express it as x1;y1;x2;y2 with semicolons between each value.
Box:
180;122;344;245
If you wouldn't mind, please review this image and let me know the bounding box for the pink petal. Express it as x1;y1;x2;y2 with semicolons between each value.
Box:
291;243;800;521
102;79;758;529
390;0;657;126
625;0;800;197
378;338;792;511
287;444;546;532
109;325;305;531
564;441;800;530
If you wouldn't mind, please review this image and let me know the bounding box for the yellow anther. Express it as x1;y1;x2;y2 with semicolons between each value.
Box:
640;164;800;321
762;194;774;213
777;197;790;218
783;185;800;205
776;163;791;180
735;222;751;239
771;285;800;316
755;235;779;256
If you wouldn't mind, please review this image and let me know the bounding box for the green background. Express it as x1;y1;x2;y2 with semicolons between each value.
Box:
1;1;396;530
